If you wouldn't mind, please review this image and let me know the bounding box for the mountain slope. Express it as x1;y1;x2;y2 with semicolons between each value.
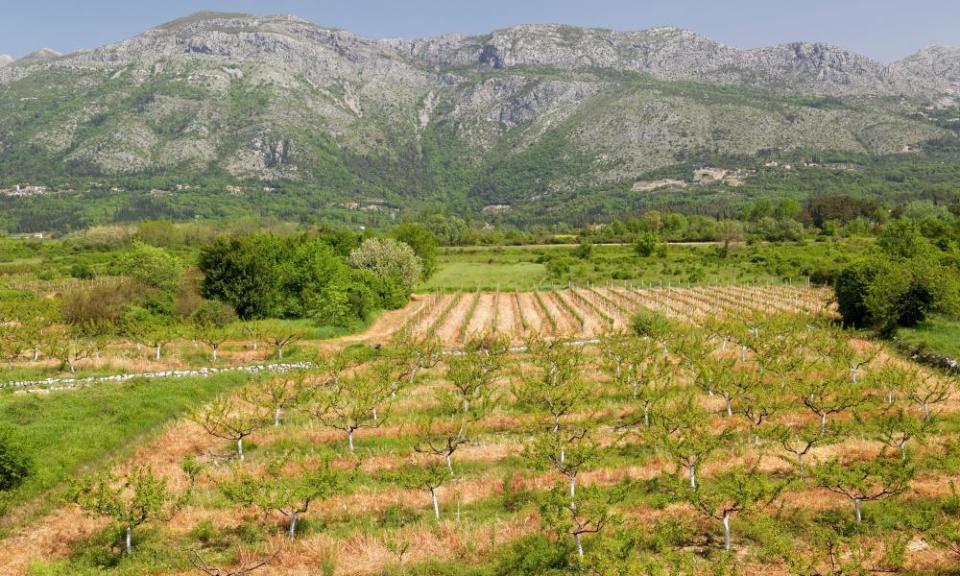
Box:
0;12;957;226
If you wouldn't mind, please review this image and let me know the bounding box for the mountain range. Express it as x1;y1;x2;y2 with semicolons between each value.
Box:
0;11;958;227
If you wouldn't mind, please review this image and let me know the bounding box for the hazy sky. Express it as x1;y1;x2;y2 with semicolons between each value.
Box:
2;0;959;61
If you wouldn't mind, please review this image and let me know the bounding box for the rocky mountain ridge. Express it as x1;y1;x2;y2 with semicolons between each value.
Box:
0;12;956;213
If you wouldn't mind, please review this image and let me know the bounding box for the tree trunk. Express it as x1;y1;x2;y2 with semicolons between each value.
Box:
725;396;733;417
722;511;731;551
288;511;298;539
274;407;282;427
575;533;584;559
445;453;453;474
211;344;218;362
853;498;862;523
798;453;805;476
430;487;440;520
155;344;162;361
125;525;133;556
277;345;284;360
820;412;827;434
569;475;577;500
689;463;697;490
643;405;650;427
236;437;244;461
348;429;355;452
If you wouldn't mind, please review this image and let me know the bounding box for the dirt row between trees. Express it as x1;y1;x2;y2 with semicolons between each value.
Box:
396;286;832;346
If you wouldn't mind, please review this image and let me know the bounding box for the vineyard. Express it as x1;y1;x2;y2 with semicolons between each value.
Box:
397;284;833;344
3;278;958;576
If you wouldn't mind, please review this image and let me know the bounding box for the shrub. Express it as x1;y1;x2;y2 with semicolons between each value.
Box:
631;310;673;341
349;238;424;295
191;299;237;329
633;233;660;257
0;428;31;492
61;279;139;335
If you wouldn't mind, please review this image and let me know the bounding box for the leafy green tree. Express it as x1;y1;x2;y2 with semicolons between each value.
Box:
794;366;866;433
120;241;183;293
71;466;169;556
814;456;914;523
255;371;309;427
198;235;286;319
527;428;598;504
445;335;509;414
309;373;392;452
655;394;729;490
193;394;268;461
349;238;424;295
873;407;927;461
122;306;178;360
539;483;612;560
222;459;342;539
688;461;789;550
394;462;450;521
834;220;960;333
633;232;660;257
774;422;824;477
516;338;586;444
392;223;439;277
46;333;98;374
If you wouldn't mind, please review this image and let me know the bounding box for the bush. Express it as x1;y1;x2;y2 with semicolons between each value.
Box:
631;310;673;340
834;221;960;334
349;238;424;295
633;233;660;257
61;279;139;335
0;428;31;492
191;299;237;329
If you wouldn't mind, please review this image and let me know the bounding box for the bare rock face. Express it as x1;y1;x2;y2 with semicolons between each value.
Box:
0;11;956;191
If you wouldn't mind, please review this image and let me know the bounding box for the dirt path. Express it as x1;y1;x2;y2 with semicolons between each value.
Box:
433;294;473;344
516;292;547;337
464;293;496;339
496;292;521;342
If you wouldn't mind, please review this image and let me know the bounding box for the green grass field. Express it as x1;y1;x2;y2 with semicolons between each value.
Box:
0;372;250;533
421;240;869;292
897;315;960;360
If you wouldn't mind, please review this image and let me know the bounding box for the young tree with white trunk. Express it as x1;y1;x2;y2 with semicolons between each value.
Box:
395;461;450;521
655;394;729;490
309;373;392;452
384;332;443;397
774;422;825;477
814;456;913;523
687;460;789;551
222;459;342;539
906;373;952;424
255;370;309;427
795;366;866;433
446;334;509;414
193;393;268;461
71;465;169;556
516;339;587;460
539;482;612;561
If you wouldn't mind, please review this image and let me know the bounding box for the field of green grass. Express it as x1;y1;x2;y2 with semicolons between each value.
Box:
421;239;870;292
897;315;960;360
0;372;250;533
